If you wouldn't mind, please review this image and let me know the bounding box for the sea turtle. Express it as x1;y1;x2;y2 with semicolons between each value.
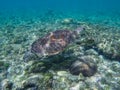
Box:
31;26;85;57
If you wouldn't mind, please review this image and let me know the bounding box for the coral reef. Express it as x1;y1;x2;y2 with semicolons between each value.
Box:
69;58;97;76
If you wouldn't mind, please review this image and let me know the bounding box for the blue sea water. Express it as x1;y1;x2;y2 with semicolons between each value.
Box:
0;0;120;26
0;0;120;14
0;0;119;27
0;0;120;90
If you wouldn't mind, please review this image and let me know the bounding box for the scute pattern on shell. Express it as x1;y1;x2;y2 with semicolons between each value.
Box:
31;30;76;56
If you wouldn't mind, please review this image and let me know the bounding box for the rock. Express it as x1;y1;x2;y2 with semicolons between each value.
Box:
69;59;97;77
85;49;98;55
57;71;69;76
1;79;13;90
18;74;53;90
61;18;74;25
76;37;96;49
61;18;83;25
69;83;80;90
52;72;85;90
8;65;23;76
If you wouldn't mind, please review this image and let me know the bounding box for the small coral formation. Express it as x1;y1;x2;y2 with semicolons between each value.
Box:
69;57;97;77
96;40;120;60
61;18;74;25
61;18;83;25
91;26;120;61
76;37;96;49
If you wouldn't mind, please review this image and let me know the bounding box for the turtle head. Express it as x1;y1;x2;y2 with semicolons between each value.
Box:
75;26;85;35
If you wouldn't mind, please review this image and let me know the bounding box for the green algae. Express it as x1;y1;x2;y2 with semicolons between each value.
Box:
0;61;10;70
26;61;52;74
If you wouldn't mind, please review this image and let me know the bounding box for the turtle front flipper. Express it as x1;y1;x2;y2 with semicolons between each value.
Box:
23;51;39;62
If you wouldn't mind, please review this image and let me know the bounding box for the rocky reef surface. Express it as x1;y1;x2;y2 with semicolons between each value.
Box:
0;11;120;90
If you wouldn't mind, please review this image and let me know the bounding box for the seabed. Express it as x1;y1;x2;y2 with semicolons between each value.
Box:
0;11;120;90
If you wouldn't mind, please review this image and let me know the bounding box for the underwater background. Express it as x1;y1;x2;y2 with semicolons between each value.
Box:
0;0;120;90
